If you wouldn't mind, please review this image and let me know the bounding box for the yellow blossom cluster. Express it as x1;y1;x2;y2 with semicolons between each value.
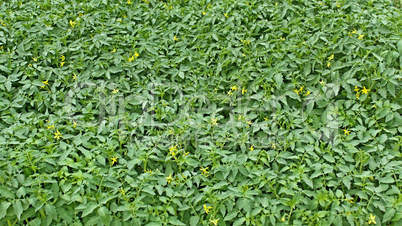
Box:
327;54;334;67
354;86;370;100
54;130;62;140
41;80;49;89
165;174;173;184
110;156;118;165
169;145;178;156
211;118;218;126
200;167;209;177
128;51;139;62
240;39;250;44
203;204;212;214
293;85;310;96
60;55;65;67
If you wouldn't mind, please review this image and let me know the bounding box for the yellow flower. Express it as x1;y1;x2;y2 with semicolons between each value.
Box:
69;20;76;27
32;57;37;62
345;198;354;203
120;188;125;196
372;105;377;109
337;3;340;8
275;2;278;7
173;35;179;41
238;115;242;120
327;61;331;67
72;74;77;80
227;90;233;96
54;130;63;140
361;86;370;94
110;156;118;165
264;117;268;121
368;214;376;224
60;61;65;67
293;89;300;95
305;90;311;96
111;48;116;53
343;129;350;135
246;120;252;125
134;51;139;58
356;92;360;100
73;121;77;128
352;29;357;34
47;124;54;129
112;89;119;94
169;145;177;152
250;145;254;151
320;80;325;86
202;11;206;15
200;167;209;177
60;55;65;61
354;86;359;92
169;145;178;156
128;55;135;62
209;218;219;226
165;174;173;184
358;34;365;40
211;118;218;126
127;0;131;4
224;13;228;18
231;85;238;91
242;88;247;94
328;54;334;61
42;80;49;85
203;204;212;214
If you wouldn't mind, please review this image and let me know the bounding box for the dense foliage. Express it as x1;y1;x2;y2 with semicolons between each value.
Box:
0;0;401;225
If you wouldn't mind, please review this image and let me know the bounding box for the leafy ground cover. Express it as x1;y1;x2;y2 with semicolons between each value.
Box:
0;0;402;225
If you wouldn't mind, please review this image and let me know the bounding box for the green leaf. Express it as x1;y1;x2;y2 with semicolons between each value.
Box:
0;202;11;219
81;203;98;217
233;217;245;226
5;80;11;91
44;204;57;220
14;200;23;220
98;206;112;226
275;73;283;88
224;211;238;221
382;209;395;223
0;187;15;199
0;65;11;73
303;177;314;189
189;216;200;226
168;217;186;225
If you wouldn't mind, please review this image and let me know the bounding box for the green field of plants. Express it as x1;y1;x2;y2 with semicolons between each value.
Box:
0;0;402;225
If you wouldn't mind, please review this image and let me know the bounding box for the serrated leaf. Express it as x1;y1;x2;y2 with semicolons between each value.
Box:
81;203;98;217
224;211;237;221
168;217;186;225
0;202;11;219
189;216;200;226
14;200;23;220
